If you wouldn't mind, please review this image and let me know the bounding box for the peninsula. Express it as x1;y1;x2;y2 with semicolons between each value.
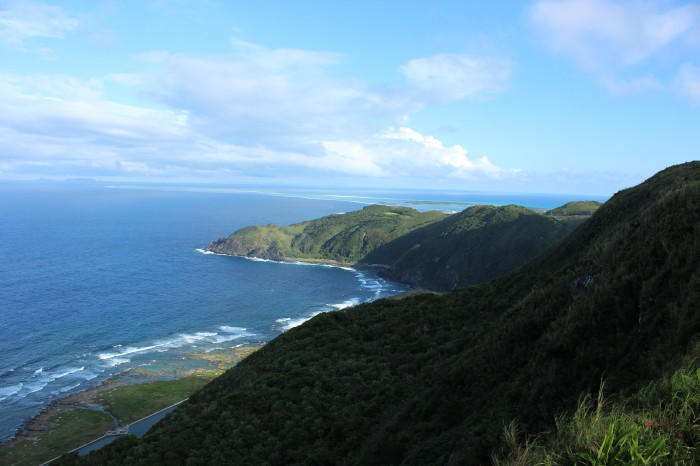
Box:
206;201;601;291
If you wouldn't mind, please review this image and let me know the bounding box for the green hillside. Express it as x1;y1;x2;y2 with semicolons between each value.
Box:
363;203;597;291
206;205;447;264
207;201;599;291
545;200;602;219
63;162;699;465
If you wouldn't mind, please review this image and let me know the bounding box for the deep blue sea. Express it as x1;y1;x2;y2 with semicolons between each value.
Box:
0;183;607;442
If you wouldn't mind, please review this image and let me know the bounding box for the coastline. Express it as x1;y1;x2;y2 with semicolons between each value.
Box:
209;248;358;268
211;250;398;275
0;346;260;465
285;256;356;267
227;252;426;295
230;251;425;296
0;255;411;465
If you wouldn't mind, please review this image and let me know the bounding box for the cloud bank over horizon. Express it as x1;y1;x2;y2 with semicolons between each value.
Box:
0;28;518;186
0;1;697;195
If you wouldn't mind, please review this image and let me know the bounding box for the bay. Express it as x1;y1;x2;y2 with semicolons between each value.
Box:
0;182;604;442
0;184;404;442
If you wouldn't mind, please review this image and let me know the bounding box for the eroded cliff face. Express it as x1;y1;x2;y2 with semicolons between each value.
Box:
206;238;285;261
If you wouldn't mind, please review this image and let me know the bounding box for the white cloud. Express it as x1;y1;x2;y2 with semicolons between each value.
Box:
530;0;700;97
140;45;408;150
104;73;148;87
0;38;517;183
382;127;509;177
0;74;189;142
0;73;193;177
530;0;700;69
0;1;78;48
601;74;664;95
230;38;341;70
676;63;700;104
399;54;512;101
320;140;385;176
317;127;513;180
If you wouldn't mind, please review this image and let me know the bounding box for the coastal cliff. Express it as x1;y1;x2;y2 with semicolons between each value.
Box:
205;205;447;264
207;201;600;291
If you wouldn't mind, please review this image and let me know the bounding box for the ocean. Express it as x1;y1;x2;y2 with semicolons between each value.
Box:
0;183;606;442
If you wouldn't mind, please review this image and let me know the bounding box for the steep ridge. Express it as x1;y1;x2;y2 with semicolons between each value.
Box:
206;205;447;263
63;162;699;464
207;202;600;291
545;200;601;219
362;203;599;290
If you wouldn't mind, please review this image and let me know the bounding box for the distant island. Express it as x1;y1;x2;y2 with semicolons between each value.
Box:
206;201;601;291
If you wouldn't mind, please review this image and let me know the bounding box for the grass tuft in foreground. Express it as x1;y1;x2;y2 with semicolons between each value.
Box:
492;356;699;465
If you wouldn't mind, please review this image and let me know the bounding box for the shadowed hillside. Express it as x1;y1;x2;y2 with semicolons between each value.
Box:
207;201;600;291
362;203;599;290
64;162;698;465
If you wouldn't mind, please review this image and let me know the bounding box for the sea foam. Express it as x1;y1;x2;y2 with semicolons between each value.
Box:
24;381;47;395
59;382;81;393
51;367;85;380
0;383;23;402
329;298;360;310
99;345;162;360
219;325;247;333
276;312;325;331
104;357;130;368
97;326;254;363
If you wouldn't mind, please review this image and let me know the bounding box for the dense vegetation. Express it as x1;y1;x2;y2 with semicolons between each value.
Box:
207;201;600;291
545;200;602;219
364;203;599;290
62;162;699;465
206;205;447;263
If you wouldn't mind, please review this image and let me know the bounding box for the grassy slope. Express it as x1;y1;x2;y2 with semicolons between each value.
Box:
206;205;446;263
208;202;599;291
362;204;597;291
0;410;114;466
67;162;699;465
97;375;215;425
546;200;602;219
493;350;699;464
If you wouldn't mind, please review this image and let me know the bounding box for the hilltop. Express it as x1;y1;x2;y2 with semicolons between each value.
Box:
206;205;447;264
63;162;699;464
207;201;600;291
545;200;602;219
363;202;600;290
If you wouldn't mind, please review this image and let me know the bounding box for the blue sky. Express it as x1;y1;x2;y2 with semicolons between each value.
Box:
0;0;698;195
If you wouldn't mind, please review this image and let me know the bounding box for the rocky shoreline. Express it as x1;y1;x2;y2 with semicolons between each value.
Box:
0;346;260;465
